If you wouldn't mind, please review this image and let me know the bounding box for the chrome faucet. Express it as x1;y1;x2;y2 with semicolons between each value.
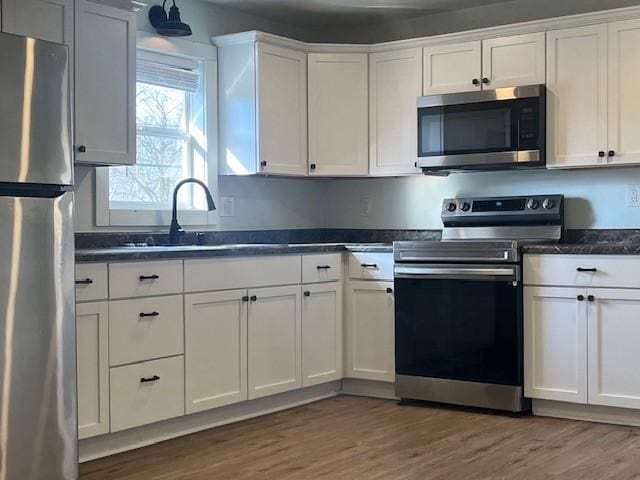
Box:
169;178;216;245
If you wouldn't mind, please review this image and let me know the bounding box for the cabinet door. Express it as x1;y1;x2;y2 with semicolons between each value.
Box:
76;301;109;439
608;19;640;166
75;0;136;165
2;0;73;45
423;41;481;94
481;32;545;89
308;53;368;176
346;280;395;382
546;25;608;168
302;282;343;387
587;289;640;409
256;42;307;176
369;48;422;176
248;285;301;399
185;290;247;414
524;286;587;403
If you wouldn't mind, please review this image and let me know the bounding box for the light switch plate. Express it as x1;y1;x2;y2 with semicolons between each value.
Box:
360;197;372;217
220;196;235;217
626;185;640;207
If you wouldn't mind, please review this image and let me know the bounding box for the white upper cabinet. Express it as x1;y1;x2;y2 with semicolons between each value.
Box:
546;24;608;168
257;43;308;175
587;289;640;409
481;32;546;89
308;53;369;176
369;48;422;176
74;0;136;165
423;41;481;94
524;286;588;404
2;0;73;45
607;19;640;166
216;36;307;176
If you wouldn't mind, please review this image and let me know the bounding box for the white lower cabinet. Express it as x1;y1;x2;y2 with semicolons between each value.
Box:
248;285;302;399
110;356;185;433
587;288;640;409
76;301;110;440
524;286;588;403
346;280;395;382
185;290;248;414
302;282;343;387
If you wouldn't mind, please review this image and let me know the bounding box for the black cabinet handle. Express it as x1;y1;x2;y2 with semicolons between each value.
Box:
250;295;257;302
260;160;267;167
77;145;86;153
608;150;616;157
588;295;595;302
386;287;393;294
482;77;490;84
472;78;480;86
316;265;331;270
139;311;159;318
576;267;597;272
577;295;585;301
310;164;316;171
304;291;311;297
140;375;160;383
242;296;249;302
361;263;378;269
598;151;606;157
139;274;160;281
75;278;93;285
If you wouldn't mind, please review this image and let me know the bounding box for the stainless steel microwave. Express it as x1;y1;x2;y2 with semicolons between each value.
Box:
416;85;545;175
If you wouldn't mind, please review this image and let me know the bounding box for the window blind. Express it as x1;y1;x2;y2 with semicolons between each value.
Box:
137;49;200;93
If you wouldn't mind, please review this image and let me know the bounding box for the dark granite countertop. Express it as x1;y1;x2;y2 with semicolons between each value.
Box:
521;244;640;255
75;243;393;262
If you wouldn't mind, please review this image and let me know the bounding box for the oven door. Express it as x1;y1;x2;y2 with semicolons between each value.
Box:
394;264;522;386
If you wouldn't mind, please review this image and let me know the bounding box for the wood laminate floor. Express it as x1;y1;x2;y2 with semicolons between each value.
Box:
80;395;640;480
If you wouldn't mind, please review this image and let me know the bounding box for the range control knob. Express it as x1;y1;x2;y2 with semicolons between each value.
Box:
542;198;555;210
446;202;457;212
460;202;471;212
527;199;540;210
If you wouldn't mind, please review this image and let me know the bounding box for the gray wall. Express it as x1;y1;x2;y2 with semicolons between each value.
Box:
325;0;640;43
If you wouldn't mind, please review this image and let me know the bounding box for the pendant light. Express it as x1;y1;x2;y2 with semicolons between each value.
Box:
148;0;193;37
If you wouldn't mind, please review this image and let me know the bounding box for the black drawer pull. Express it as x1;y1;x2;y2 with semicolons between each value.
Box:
316;265;331;270
577;295;585;301
139;311;159;318
139;274;160;281
140;375;160;383
386;287;393;294
77;145;87;153
242;296;249;302
588;295;595;302
608;150;616;157
75;278;93;285
576;267;597;272
304;291;311;297
598;151;606;157
250;295;257;302
361;263;378;269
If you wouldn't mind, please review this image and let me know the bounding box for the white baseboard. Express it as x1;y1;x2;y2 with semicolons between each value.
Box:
341;378;397;400
79;381;340;463
533;399;640;427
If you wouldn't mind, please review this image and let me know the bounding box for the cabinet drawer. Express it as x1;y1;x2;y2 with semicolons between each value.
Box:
524;254;640;288
302;254;342;284
109;295;184;366
75;263;108;302
109;261;183;299
185;255;301;293
110;356;184;432
348;252;394;281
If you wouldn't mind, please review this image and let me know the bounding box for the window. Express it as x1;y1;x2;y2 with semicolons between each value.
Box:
96;37;218;227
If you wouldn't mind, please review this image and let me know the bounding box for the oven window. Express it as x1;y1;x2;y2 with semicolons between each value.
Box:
418;98;537;157
394;277;521;386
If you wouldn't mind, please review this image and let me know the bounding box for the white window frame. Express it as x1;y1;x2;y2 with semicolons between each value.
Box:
96;32;219;227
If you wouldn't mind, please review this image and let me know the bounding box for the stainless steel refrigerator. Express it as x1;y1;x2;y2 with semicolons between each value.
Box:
0;33;77;479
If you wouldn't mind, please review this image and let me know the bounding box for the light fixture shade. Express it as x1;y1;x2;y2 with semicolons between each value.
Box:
149;1;192;37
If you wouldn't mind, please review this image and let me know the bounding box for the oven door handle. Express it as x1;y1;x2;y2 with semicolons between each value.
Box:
394;266;518;281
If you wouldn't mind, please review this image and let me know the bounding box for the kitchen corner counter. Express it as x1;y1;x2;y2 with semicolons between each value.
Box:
521;244;640;255
75;243;393;262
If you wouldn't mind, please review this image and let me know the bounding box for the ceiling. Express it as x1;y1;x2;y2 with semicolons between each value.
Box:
204;0;513;30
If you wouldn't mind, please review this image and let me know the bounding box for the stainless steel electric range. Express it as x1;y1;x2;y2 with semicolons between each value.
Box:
393;194;564;413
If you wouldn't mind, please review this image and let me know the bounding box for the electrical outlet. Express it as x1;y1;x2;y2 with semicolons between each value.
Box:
627;185;640;207
360;197;372;217
220;196;235;217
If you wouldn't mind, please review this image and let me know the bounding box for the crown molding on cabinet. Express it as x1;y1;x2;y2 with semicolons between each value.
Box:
87;0;146;11
212;5;640;53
